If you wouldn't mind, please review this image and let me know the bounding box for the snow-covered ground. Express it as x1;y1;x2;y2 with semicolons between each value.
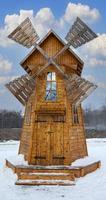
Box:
0;139;106;200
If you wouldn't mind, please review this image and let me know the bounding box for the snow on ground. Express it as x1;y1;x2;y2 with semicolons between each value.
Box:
0;139;106;200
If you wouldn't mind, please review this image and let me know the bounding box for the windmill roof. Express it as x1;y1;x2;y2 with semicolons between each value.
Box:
20;29;84;67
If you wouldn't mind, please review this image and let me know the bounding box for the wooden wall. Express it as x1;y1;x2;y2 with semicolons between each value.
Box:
19;92;36;161
19;33;87;165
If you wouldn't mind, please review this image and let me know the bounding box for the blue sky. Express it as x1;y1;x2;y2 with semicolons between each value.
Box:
0;0;106;111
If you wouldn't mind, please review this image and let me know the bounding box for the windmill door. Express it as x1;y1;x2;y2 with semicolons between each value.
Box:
35;122;64;165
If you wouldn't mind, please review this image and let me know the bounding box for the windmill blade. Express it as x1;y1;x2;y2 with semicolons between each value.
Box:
75;85;97;106
8;18;39;48
5;74;35;105
65;17;97;48
65;74;97;105
72;82;95;103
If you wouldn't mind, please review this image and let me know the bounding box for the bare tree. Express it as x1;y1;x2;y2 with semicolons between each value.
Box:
0;110;23;128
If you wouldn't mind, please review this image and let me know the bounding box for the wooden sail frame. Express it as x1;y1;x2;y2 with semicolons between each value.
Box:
5;74;35;105
65;74;97;105
65;17;97;48
75;85;97;105
8;18;39;48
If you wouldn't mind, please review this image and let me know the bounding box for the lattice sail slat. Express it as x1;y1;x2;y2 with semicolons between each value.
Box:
65;17;97;48
75;85;97;105
65;74;97;105
5;74;35;105
8;18;39;48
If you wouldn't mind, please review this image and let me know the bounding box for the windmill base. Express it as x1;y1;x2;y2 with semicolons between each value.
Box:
6;159;101;186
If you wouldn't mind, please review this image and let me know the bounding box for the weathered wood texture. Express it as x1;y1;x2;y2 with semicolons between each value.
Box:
19;32;88;165
65;17;97;48
5;75;35;105
65;74;97;105
8;18;39;48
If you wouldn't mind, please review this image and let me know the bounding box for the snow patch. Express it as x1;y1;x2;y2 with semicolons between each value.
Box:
7;154;28;166
71;156;99;167
0;139;105;200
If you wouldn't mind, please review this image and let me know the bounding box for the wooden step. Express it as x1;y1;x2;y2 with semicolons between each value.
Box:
6;159;101;186
17;168;74;174
16;168;80;178
17;172;75;181
6;159;80;177
15;179;75;186
15;166;78;174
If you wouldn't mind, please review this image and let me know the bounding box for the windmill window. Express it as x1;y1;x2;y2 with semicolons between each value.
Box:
72;105;79;124
45;72;57;101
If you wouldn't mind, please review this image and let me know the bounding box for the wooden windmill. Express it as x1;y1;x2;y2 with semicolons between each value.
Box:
6;17;98;168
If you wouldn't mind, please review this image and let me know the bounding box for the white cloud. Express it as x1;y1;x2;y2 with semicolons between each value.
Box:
0;55;12;73
0;3;100;47
0;28;13;47
78;33;106;68
34;8;54;25
6;10;33;22
63;2;100;24
5;10;34;32
83;56;106;68
33;8;55;36
84;34;106;57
